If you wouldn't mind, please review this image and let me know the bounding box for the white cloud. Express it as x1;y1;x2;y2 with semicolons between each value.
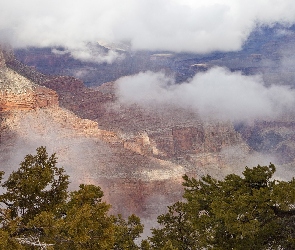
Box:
64;43;125;64
115;68;295;122
1;0;295;60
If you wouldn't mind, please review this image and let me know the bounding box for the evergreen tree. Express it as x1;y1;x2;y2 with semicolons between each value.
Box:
0;146;143;249
0;146;69;223
149;202;197;250
114;214;143;249
148;164;295;249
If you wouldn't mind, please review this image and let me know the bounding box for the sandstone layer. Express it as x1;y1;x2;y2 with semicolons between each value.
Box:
0;68;58;111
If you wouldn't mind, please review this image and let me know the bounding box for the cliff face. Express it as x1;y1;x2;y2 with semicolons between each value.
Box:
0;67;58;112
237;120;295;165
147;122;241;158
0;86;58;112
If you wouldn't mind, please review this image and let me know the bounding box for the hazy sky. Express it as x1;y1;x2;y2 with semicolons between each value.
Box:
1;0;295;56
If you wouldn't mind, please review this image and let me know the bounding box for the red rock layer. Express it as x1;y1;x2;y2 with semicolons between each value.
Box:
0;86;58;112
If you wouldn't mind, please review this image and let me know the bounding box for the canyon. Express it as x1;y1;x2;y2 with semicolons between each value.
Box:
1;34;295;225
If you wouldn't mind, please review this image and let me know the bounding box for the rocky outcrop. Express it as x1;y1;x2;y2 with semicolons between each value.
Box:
0;89;57;111
0;47;59;112
147;122;242;158
0;68;58;112
0;106;186;218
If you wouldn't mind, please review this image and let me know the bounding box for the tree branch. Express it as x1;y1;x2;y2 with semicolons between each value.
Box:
271;206;295;218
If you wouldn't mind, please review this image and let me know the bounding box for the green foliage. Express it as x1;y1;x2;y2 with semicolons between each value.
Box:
58;184;115;249
149;202;198;249
161;241;178;250
140;239;151;250
3;147;295;250
0;146;143;249
148;164;295;250
0;229;23;250
0;146;69;222
114;214;144;249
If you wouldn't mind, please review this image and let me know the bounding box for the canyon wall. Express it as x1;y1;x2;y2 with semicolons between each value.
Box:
0;46;273;222
0;49;184;219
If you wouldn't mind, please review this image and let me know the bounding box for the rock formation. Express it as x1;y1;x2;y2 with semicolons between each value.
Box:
3;46;289;223
0;66;58;112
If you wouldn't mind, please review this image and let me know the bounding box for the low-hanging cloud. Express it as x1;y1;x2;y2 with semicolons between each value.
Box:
1;0;295;61
52;43;125;64
116;67;295;122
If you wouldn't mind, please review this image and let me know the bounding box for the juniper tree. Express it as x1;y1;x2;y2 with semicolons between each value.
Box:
0;146;143;249
0;146;69;223
148;164;295;250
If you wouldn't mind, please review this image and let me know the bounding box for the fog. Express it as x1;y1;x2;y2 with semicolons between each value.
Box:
0;110;113;190
1;0;295;61
116;67;295;122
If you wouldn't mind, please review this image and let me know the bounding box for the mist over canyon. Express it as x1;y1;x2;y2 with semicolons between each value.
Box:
2;1;295;238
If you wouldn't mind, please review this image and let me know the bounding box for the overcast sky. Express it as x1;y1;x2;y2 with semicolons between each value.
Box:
2;0;295;122
1;0;295;55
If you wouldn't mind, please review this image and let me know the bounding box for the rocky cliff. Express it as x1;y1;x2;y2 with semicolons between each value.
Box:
237;120;295;165
0;66;58;112
3;51;244;163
